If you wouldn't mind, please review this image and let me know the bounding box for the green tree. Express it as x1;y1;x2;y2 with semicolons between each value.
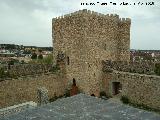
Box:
29;54;53;64
0;68;5;78
38;54;43;59
31;53;37;59
154;63;160;76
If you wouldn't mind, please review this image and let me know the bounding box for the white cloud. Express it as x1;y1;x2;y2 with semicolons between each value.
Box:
0;0;159;49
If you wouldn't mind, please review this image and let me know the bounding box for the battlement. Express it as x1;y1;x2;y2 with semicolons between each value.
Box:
52;9;130;23
119;18;131;24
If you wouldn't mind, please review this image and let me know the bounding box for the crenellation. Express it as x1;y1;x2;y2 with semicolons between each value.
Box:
122;18;125;21
78;10;83;14
126;18;131;21
91;11;99;15
109;14;114;17
73;11;79;15
87;10;91;14
99;13;105;17
119;18;131;24
106;14;109;17
82;9;87;13
52;18;57;23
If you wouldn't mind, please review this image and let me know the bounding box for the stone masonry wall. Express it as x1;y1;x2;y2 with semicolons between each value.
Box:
103;60;156;75
52;10;88;93
0;64;53;79
0;73;65;108
8;64;52;77
103;71;160;110
52;9;131;96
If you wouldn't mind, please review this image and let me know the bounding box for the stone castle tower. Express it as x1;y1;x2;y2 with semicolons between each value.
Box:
52;9;131;96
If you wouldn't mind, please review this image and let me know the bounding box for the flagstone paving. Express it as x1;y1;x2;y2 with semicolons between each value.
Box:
1;94;160;120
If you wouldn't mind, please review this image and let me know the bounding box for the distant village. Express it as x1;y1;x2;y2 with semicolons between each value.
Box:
0;44;160;64
0;44;160;66
130;49;160;62
0;44;53;65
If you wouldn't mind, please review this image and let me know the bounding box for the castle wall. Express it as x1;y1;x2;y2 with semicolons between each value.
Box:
6;64;52;77
103;60;156;75
84;11;120;60
0;73;65;108
117;19;131;61
52;11;88;92
52;9;131;96
104;71;160;110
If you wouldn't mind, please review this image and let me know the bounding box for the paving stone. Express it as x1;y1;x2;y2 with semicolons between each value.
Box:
1;94;160;120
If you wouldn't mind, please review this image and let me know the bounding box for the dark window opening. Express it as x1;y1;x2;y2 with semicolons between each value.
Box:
91;94;95;96
67;56;69;65
112;82;122;95
104;43;106;50
73;78;76;86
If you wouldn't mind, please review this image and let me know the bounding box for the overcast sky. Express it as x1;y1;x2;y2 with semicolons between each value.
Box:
0;0;159;49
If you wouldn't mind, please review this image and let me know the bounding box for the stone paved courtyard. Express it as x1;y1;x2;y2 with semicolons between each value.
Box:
1;94;160;120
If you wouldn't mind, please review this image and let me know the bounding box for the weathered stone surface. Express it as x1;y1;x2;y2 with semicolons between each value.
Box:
37;87;49;105
0;101;37;117
1;64;53;78
103;60;156;75
104;71;160;110
1;94;160;120
0;73;65;108
52;9;131;96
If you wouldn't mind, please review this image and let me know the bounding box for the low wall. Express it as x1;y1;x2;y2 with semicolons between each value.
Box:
0;101;37;117
0;64;53;79
8;64;53;76
0;73;65;108
107;71;160;110
102;60;156;75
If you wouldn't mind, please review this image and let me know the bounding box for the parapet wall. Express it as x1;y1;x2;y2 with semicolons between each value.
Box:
109;71;160;110
1;64;53;79
0;73;65;108
0;101;37;117
103;60;156;75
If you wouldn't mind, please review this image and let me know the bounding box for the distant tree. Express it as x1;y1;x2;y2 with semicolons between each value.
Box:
23;50;31;54
38;49;42;53
38;54;43;59
8;60;14;65
0;68;5;78
29;54;53;64
31;53;37;59
5;44;15;50
21;60;25;64
154;63;160;76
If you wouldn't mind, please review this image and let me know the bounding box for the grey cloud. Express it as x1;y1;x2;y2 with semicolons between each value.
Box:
0;0;159;49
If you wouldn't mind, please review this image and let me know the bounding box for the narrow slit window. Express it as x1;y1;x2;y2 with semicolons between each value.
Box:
67;56;70;65
104;43;106;50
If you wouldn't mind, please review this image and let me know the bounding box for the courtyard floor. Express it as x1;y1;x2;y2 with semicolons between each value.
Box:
1;94;160;120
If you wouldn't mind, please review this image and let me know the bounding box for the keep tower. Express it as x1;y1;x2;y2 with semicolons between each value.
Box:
52;9;131;96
